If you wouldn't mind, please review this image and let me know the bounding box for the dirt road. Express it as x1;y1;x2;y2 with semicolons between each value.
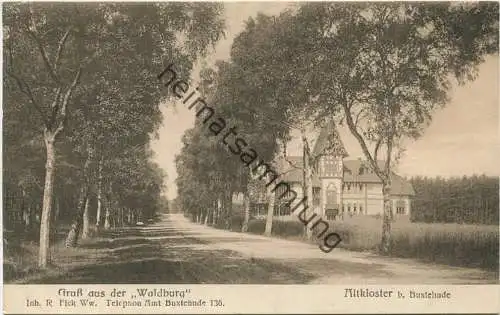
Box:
26;213;498;284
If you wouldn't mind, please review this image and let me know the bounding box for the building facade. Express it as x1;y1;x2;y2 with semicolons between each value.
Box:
247;121;415;219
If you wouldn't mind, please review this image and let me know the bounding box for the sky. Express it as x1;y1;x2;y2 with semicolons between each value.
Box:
151;3;500;200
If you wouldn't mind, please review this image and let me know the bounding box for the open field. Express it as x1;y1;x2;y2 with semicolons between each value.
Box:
226;215;499;272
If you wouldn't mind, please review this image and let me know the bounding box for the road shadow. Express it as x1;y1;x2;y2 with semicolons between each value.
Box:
29;229;315;284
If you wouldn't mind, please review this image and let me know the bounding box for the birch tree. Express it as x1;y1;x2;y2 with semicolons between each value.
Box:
290;2;498;252
4;2;225;265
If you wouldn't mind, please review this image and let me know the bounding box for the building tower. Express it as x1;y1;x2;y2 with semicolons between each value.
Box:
313;120;348;218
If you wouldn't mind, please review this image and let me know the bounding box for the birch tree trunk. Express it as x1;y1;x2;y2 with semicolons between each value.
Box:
21;188;29;231
24;204;31;231
226;190;233;230
241;191;250;233
104;182;112;230
204;207;209;225
264;185;275;237
65;185;88;247
38;133;56;268
104;203;111;230
212;199;218;225
50;195;60;242
81;196;91;239
53;195;60;225
95;157;103;230
300;130;314;240
304;156;314;240
65;145;93;247
219;194;225;226
381;180;393;253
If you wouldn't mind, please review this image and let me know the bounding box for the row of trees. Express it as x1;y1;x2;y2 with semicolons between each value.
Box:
410;175;499;225
175;2;498;251
3;3;226;267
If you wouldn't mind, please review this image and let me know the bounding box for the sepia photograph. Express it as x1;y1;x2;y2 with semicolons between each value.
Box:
2;0;499;294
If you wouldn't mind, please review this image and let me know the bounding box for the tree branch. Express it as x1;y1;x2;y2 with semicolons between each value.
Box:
354;107;368;127
282;142;303;170
373;136;383;162
340;93;387;181
26;28;60;84
49;87;62;128
54;28;72;72
54;67;83;137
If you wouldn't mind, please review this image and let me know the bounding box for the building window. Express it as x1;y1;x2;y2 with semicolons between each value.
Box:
323;157;336;177
347;204;351;213
353;204;357;214
396;200;405;214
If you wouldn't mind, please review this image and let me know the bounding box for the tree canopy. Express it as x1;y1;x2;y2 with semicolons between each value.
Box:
3;2;225;267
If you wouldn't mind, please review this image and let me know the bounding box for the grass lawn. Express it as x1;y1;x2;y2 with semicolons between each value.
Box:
3;227;112;283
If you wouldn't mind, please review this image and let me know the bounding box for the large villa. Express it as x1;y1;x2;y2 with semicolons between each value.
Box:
246;122;415;220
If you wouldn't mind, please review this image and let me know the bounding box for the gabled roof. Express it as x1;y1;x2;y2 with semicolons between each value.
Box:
312;120;348;158
276;157;415;196
343;159;385;183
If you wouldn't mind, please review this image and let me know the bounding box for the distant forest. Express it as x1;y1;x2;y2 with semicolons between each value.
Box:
409;175;499;225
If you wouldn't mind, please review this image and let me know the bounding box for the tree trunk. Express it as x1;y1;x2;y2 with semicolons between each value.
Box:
241;191;250;233
53;195;60;226
103;182;111;229
24;204;31;231
65;185;88;248
305;157;314;240
50;195;60;242
204;206;209;225
95;158;103;230
65;145;93;247
212;200;218;225
300;131;315;240
21;188;29;231
81;196;91;239
380;180;393;253
225;190;233;230
264;185;275;237
38;134;56;268
104;206;111;230
120;208;124;227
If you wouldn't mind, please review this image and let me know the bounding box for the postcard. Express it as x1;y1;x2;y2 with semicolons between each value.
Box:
2;1;499;314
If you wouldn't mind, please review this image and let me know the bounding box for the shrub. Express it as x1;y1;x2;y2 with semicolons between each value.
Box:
247;219;265;234
272;220;305;237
